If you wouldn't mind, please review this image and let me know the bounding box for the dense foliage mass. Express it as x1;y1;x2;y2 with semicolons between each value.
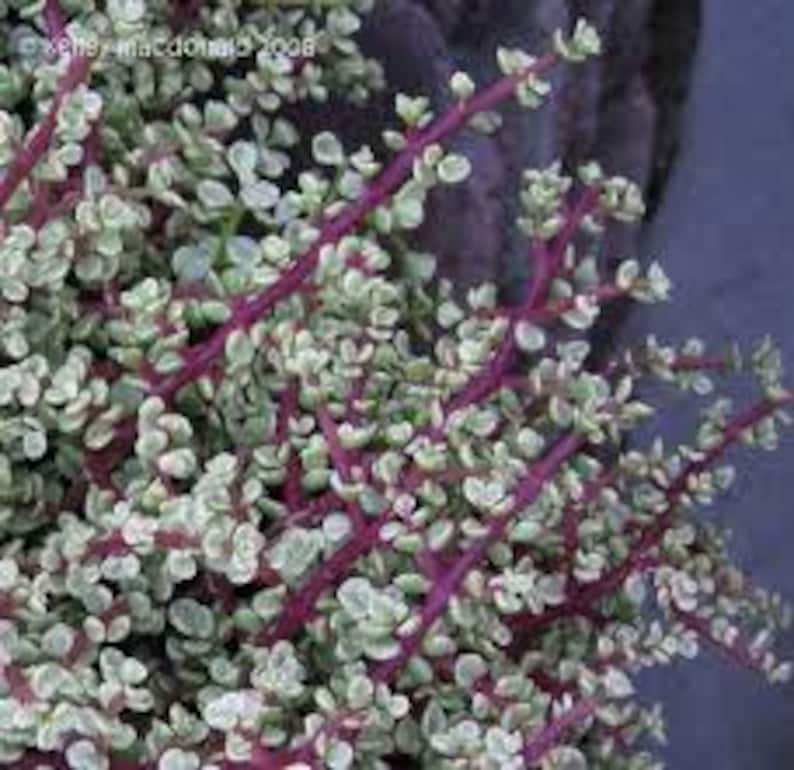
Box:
0;2;790;769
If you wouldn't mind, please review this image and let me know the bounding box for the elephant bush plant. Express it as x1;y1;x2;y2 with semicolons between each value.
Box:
0;2;790;769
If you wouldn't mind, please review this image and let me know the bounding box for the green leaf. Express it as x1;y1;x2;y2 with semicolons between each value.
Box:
395;94;432;127
454;653;487;689
225;329;256;367
496;47;535;76
561;295;600;330
0;559;19;591
157;448;197;479
346;675;374;709
269;529;323;584
158;748;200;770
41;623;76;657
393;195;424;230
107;0;146;25
168;598;215;639
197;179;234;209
22;429;47;460
554;18;602;62
449;71;475;100
228;140;258;179
437;154;472;184
325;741;354;770
327;7;362;36
65;739;107;770
240;180;280;211
172;243;212;282
616;259;640;290
337;577;373;620
427;519;454;551
204;100;238;132
312;131;345;166
515;321;546;353
603;666;634;698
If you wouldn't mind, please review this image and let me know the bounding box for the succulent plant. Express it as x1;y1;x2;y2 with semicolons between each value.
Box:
0;3;789;770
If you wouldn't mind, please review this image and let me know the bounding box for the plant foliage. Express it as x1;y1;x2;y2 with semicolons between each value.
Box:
0;2;790;769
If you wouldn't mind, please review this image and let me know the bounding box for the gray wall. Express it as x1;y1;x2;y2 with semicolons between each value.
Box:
627;2;794;767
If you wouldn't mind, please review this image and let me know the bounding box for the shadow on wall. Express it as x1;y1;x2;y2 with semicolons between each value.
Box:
356;0;702;291
642;0;702;216
289;0;701;293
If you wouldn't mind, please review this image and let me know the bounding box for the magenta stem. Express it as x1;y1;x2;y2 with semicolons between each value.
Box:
44;0;67;43
148;54;559;405
434;188;600;432
0;55;90;211
562;467;618;592
508;393;793;638
373;431;585;683
673;607;766;675
522;698;596;765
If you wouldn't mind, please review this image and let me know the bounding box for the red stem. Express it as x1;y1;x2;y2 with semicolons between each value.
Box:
562;467;618;593
254;519;382;645
508;393;793;639
86;54;561;487
671;354;728;372
434;188;600;434
317;409;354;481
524;283;625;325
44;0;67;43
318;408;366;528
284;454;303;513
276;383;304;511
26;181;50;228
275;384;297;444
673;607;767;675
373;431;585;683
0;55;91;211
522;698;596;765
171;0;203;33
262;490;341;540
146;54;558;408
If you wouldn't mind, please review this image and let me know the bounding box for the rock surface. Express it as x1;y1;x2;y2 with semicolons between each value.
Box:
354;0;699;291
620;1;794;767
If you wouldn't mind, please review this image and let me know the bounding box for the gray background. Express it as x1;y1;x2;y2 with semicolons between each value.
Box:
629;1;794;767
